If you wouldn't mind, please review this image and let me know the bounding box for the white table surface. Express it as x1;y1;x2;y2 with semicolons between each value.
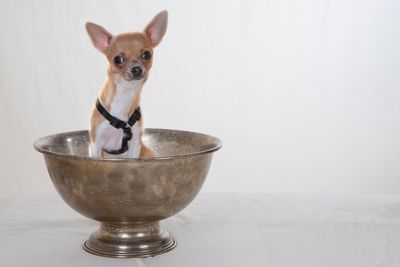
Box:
1;193;400;267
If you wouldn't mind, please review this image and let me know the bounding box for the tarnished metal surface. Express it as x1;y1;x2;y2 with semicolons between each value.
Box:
83;222;176;258
34;129;221;258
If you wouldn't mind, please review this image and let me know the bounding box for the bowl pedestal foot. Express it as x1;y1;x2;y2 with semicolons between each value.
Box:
83;222;176;258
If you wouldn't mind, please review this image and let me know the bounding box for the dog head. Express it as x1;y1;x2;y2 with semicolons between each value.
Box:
86;10;168;82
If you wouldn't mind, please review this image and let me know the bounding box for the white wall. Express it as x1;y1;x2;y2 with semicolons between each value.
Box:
0;0;399;198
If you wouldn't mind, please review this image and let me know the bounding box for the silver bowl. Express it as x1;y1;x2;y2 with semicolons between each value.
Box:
34;129;221;258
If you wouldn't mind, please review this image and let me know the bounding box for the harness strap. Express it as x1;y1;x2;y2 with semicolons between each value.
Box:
95;98;141;155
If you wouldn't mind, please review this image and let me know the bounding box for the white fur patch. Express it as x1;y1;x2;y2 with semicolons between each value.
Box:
90;76;144;158
127;123;142;158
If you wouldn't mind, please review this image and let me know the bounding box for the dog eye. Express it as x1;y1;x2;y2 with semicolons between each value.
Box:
113;55;125;65
141;51;151;61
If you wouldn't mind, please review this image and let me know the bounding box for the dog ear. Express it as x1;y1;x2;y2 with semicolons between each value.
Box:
144;10;168;47
86;22;112;54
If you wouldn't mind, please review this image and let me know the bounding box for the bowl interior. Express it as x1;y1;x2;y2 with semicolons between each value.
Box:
34;128;222;160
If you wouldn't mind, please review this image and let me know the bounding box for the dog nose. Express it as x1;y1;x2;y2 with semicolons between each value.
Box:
131;66;143;77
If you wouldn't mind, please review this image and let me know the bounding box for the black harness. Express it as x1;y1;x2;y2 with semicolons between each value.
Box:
95;98;141;155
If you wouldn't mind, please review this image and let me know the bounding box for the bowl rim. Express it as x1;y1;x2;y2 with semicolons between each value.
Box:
33;128;222;162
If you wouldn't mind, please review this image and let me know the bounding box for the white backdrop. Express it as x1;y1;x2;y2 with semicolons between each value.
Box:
0;0;399;199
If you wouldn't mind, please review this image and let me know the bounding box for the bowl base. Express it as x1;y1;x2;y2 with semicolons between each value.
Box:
83;222;176;258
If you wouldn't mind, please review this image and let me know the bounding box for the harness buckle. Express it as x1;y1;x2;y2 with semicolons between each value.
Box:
109;120;126;129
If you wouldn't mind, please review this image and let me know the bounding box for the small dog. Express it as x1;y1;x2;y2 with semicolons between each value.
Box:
86;11;168;158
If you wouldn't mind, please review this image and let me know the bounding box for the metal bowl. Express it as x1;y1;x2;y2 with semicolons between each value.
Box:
34;129;221;258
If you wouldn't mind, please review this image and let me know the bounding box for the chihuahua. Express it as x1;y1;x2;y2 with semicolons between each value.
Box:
86;11;168;158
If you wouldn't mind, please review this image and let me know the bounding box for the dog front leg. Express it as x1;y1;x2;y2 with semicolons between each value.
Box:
126;139;141;158
126;124;142;158
89;142;103;157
